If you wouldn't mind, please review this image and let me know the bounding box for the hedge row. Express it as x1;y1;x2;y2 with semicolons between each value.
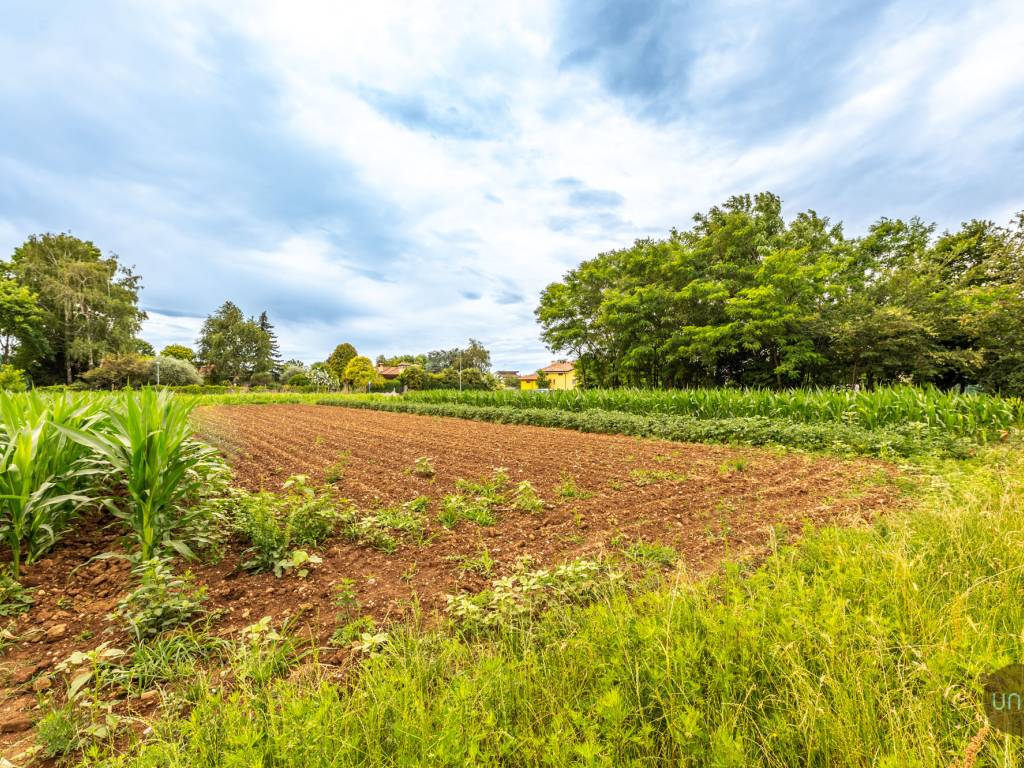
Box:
318;398;973;458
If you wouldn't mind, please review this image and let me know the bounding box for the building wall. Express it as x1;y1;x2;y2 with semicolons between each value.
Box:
547;369;576;390
520;379;538;390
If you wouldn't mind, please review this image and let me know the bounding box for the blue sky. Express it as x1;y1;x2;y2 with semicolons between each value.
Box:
2;1;1022;371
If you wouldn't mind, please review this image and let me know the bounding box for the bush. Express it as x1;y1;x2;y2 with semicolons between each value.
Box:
250;371;275;386
287;374;311;387
0;364;26;391
151;356;202;386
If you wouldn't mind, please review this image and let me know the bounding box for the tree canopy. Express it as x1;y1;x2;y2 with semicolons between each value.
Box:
537;193;1024;393
343;355;378;390
195;302;279;384
326;343;358;382
2;233;146;383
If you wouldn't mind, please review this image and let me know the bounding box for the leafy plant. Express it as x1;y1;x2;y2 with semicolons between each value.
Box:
233;476;342;576
36;703;81;758
555;474;592;500
0;568;33;616
512;480;543;513
438;494;496;528
59;388;228;561
412;456;435;478
629;468;687;486
114;558;207;641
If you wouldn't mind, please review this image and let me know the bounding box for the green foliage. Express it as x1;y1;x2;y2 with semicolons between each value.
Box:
114;559;207;641
555;473;591;499
4;233;145;384
160;345;195;363
80;354;202;388
629;468;687;486
0;277;45;368
151;356;202;386
0;362;26;391
446;559;622;634
325;343;358;383
397;364;428;390
0;569;33;616
536;193;1024;393
342;355;378;390
195;301;277;384
412;456;435;478
36;703;81;757
59;388;229;561
0;391;106;575
231;476;341;576
438;493;497;528
512;480;543;513
613;537;679;568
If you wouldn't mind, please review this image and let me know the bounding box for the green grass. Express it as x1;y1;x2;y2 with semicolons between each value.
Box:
84;447;1024;767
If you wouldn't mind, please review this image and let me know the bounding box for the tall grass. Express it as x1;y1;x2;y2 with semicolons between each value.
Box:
403;385;1024;442
92;449;1024;766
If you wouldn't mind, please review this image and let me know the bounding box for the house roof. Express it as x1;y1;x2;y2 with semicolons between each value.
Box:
495;370;519;376
519;373;539;381
541;362;575;373
376;364;411;378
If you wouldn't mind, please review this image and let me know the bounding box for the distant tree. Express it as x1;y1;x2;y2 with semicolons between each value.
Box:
150;356;202;386
0;278;45;366
133;338;156;357
535;369;550;389
3;233;145;383
160;344;195;363
288;373;311;387
80;354;152;389
257;311;282;375
309;362;333;390
326;343;358;382
195;301;272;384
343;355;378;390
398;364;428;390
279;363;307;384
500;373;520;389
425;339;491;373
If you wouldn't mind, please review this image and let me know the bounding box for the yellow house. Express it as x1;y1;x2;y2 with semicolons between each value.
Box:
519;373;538;390
541;362;577;390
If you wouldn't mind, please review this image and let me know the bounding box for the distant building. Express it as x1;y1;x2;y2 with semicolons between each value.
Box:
376;363;412;380
494;370;519;378
519;373;539;391
519;361;577;391
541;361;577;390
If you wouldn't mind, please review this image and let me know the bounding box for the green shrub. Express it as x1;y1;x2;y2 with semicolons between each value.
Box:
114;558;207;640
0;569;33;616
232;476;342;576
0;363;26;392
438;494;496;528
512;481;543;513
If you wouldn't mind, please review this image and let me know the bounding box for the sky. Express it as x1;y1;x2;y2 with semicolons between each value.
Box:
1;1;1022;372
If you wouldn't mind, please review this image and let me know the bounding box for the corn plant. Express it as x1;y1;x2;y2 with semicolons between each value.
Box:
0;393;107;576
59;389;227;561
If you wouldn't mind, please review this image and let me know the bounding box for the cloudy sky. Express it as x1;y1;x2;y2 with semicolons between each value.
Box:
2;1;1022;370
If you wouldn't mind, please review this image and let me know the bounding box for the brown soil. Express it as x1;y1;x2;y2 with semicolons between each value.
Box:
0;404;902;760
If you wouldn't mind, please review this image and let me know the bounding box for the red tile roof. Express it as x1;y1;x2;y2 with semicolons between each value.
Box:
541;362;575;373
519;373;539;381
376;364;411;378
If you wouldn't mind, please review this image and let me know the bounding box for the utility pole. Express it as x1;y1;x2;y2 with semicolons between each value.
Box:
155;357;161;386
458;351;463;392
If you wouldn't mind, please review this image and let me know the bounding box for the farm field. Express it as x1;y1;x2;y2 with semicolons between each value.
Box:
0;400;900;761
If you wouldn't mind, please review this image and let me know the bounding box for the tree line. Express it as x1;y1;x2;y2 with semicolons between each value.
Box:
536;192;1024;393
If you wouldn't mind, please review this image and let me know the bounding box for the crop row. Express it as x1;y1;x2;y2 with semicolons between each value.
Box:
398;385;1024;442
321;398;973;458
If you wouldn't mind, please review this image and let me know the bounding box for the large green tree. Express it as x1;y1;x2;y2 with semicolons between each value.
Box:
325;343;358;382
536;193;1024;393
0;278;45;366
3;234;145;383
195;301;273;384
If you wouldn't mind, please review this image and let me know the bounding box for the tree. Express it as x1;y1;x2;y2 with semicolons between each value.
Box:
257;311;282;375
326;343;358;382
398;364;428;390
0;364;27;392
0;278;45;366
535;369;550;389
160;344;195;363
195;301;272;384
425;340;492;373
343;355;378;390
133;338;156;357
3;233;145;383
